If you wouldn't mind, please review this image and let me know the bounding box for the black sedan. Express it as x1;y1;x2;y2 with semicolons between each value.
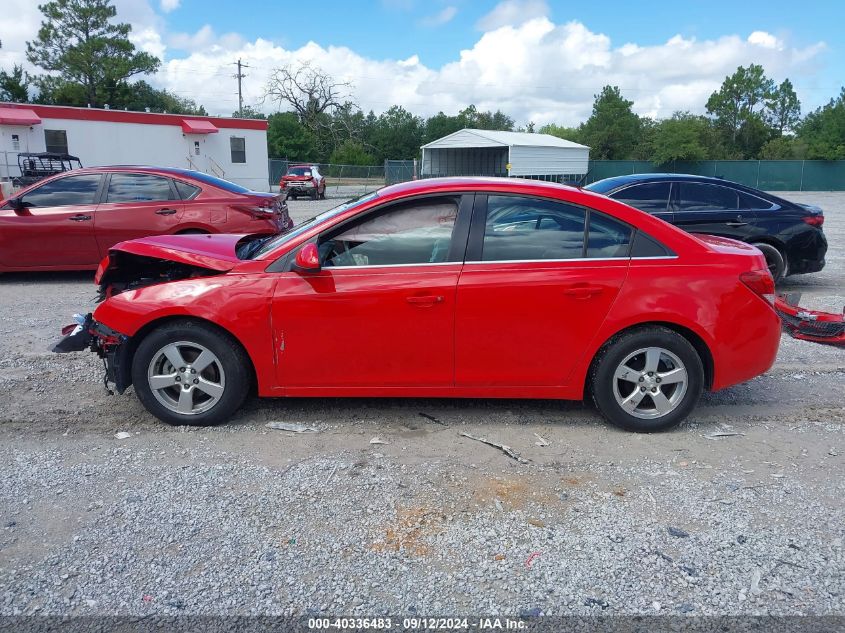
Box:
585;174;827;282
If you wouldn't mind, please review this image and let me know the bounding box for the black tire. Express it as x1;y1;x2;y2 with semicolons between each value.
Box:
319;188;326;200
131;320;251;426
590;326;704;432
290;194;297;200
751;242;786;283
310;188;318;200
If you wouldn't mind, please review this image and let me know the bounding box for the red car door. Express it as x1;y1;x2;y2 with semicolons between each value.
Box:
93;172;184;253
0;173;102;268
272;195;469;389
455;194;631;387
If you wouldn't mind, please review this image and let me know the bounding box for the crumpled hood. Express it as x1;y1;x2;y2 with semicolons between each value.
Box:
100;233;246;278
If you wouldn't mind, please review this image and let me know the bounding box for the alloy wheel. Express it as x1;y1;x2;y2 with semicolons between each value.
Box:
611;346;688;419
147;341;226;415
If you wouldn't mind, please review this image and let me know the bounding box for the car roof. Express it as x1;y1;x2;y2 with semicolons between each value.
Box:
377;176;582;198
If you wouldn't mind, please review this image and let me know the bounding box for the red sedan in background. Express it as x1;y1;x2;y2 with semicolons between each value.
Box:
55;177;781;432
0;166;292;272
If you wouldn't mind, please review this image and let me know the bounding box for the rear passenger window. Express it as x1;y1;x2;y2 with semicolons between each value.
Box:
630;231;673;257
680;183;738;211
586;212;632;258
175;180;201;200
482;196;586;261
107;173;176;202
612;182;671;213
738;191;774;210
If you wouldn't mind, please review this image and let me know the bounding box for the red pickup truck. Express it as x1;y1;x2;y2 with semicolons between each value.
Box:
279;164;326;200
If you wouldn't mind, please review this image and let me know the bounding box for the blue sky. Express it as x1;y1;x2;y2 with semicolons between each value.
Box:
1;0;842;123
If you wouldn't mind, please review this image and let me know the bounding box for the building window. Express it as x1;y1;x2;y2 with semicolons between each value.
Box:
44;129;69;154
11;134;20;151
230;137;246;163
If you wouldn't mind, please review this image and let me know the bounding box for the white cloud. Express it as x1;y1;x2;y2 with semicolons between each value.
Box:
420;6;457;27
160;0;180;13
0;4;828;129
476;0;549;31
748;30;782;50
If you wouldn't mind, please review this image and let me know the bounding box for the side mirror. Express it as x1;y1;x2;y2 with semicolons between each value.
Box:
294;243;321;272
8;198;27;215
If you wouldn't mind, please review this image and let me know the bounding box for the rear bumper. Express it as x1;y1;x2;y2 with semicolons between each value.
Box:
785;229;827;275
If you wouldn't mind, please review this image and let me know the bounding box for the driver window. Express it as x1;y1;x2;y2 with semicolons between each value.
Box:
21;174;102;208
320;197;459;267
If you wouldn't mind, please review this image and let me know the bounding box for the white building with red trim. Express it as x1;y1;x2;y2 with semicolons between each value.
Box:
0;103;269;191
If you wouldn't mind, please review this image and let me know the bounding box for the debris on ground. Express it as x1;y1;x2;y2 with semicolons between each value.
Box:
418;412;447;426
459;431;529;464
369;437;388;445
527;518;546;528
525;551;541;568
750;568;763;595
114;431;131;440
704;431;746;440
265;422;320;433
533;433;550;447
667;526;690;538
325;464;339;485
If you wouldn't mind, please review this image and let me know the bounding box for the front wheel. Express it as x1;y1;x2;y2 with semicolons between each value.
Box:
590;326;704;432
131;320;251;426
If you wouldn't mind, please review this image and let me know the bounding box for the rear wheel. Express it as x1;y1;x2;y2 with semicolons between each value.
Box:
131;320;251;426
590;326;704;432
751;242;786;283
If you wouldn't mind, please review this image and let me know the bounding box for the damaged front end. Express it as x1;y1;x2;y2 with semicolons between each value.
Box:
51;313;133;394
774;292;845;347
51;234;250;393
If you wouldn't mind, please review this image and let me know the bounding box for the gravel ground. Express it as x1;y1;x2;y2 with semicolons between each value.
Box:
0;191;843;618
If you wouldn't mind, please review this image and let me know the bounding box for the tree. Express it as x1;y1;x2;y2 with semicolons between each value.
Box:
767;79;801;136
330;140;376;165
706;64;775;157
369;105;423;162
651;112;713;164
798;87;845;160
267;111;315;160
760;136;807;159
233;105;266;119
538;123;581;143
578;86;642;159
26;0;160;107
0;64;31;102
265;62;353;130
113;80;206;114
422;111;463;145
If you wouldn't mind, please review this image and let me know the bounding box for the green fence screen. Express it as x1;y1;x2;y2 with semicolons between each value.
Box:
584;160;845;190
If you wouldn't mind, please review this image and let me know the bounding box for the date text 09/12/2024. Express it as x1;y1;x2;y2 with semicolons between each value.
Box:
307;617;528;630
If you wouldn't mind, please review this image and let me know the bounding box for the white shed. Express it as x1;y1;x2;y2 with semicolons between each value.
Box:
420;128;589;181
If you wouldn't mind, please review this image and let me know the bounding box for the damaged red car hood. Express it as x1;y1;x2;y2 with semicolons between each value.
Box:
104;233;245;273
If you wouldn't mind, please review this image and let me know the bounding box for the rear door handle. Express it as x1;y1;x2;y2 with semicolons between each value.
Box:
406;295;444;307
68;214;91;222
155;208;178;216
564;285;604;299
725;221;748;227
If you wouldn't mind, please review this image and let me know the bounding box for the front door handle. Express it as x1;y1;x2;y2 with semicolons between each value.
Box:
155;208;178;216
564;285;604;299
726;221;748;227
406;295;444;307
68;214;92;222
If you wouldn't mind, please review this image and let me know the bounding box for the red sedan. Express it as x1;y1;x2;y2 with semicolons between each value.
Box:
55;177;781;432
0;166;291;272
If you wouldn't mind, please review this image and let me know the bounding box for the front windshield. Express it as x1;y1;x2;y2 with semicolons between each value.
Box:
247;192;379;259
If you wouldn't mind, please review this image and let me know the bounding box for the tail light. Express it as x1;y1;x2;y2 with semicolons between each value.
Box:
740;270;775;306
231;200;276;219
802;215;824;227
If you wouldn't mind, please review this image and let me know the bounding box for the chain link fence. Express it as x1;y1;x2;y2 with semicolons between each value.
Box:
270;158;845;196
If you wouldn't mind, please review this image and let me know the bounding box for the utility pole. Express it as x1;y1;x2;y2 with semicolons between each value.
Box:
233;59;249;117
